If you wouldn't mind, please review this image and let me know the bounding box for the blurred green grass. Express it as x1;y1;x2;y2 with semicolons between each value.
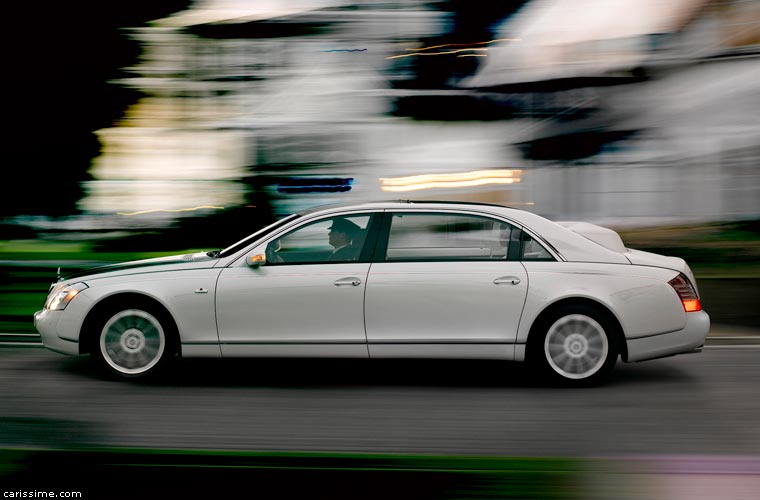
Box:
616;219;760;278
0;240;205;263
1;446;585;499
0;240;204;334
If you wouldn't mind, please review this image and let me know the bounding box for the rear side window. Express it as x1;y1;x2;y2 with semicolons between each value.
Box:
521;232;555;261
385;213;515;261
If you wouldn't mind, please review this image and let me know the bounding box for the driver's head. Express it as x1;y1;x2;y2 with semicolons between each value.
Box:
328;218;360;247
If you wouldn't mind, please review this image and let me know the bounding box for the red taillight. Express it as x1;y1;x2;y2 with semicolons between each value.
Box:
682;299;701;312
669;274;702;312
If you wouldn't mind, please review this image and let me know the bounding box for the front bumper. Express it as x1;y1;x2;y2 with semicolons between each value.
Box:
625;310;710;362
34;309;80;356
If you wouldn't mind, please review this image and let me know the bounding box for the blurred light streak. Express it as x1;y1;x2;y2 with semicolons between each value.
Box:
380;169;522;192
403;38;520;51
382;169;522;186
117;205;225;216
381;178;519;192
458;54;488;58
386;48;488;60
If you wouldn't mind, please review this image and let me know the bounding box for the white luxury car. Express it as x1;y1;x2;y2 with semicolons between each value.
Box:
35;200;709;385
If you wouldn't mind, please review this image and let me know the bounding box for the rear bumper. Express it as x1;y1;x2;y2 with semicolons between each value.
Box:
34;309;80;356
625;310;710;362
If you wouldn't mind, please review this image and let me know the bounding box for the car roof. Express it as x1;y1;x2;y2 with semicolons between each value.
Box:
297;199;522;215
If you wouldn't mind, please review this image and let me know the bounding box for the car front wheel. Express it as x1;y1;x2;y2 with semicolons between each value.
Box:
531;305;619;386
92;306;176;380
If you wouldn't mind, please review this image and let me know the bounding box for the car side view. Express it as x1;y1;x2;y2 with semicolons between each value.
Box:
34;200;710;386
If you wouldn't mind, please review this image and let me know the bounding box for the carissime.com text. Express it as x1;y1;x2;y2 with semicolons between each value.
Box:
4;492;82;498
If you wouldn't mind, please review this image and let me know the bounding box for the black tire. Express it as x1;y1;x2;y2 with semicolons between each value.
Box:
529;304;620;387
90;303;178;381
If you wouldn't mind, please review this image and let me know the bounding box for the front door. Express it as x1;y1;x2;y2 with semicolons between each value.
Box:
216;213;375;357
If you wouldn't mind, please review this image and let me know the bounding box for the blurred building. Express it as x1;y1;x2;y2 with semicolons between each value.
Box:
463;0;760;225
79;0;759;231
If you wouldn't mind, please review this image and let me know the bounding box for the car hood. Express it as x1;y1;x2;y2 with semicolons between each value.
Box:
60;252;219;283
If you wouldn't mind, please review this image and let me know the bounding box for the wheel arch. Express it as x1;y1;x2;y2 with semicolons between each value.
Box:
79;292;180;356
526;296;628;362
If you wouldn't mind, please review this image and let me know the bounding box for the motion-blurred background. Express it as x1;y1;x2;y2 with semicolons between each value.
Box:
1;0;759;338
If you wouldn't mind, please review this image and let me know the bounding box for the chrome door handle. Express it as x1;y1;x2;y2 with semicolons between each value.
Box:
195;287;209;294
494;276;521;285
334;277;362;287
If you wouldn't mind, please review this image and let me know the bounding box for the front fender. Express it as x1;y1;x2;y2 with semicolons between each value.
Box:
78;268;223;347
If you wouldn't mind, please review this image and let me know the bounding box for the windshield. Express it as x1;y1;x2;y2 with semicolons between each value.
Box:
218;214;300;258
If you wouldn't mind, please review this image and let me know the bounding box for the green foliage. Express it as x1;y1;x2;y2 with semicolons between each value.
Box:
0;447;585;499
0;240;204;334
617;219;760;277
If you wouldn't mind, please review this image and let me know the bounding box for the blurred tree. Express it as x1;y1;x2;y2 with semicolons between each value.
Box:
391;0;529;90
2;0;191;218
388;0;529;120
94;173;279;253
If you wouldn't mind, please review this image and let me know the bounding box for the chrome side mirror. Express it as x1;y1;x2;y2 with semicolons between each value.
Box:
246;253;266;268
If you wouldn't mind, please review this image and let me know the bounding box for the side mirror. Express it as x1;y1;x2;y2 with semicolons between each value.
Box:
246;253;266;268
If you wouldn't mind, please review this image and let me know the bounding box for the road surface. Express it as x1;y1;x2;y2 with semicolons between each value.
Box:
1;345;759;457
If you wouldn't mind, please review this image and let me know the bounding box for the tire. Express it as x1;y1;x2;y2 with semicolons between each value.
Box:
91;304;177;380
529;304;620;387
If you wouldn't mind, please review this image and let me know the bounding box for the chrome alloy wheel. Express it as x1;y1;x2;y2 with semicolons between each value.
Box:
544;314;609;380
100;309;166;375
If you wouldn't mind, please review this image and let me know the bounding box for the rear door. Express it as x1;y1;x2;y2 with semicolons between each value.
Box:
364;211;528;359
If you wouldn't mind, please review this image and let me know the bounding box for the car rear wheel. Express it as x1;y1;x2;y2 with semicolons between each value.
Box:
92;306;176;380
531;305;619;386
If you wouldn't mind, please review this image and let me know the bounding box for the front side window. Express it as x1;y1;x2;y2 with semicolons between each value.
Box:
385;213;515;261
264;214;371;265
219;214;300;258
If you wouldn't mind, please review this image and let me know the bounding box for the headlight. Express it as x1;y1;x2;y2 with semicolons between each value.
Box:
45;282;88;311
